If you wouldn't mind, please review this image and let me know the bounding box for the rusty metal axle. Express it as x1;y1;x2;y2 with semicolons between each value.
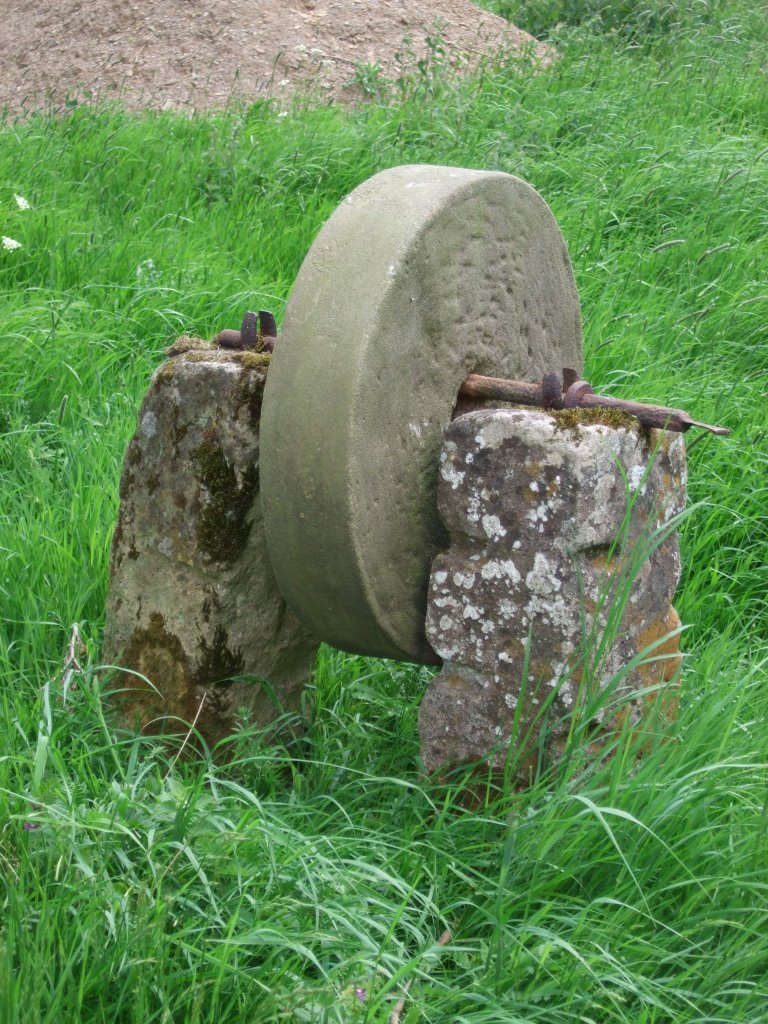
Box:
459;370;730;436
213;310;277;352
209;313;728;437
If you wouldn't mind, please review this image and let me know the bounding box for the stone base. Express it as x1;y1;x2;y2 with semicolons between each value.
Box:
103;340;319;750
420;407;686;782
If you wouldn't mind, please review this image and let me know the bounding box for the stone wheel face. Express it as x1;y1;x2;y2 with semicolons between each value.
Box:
261;164;582;664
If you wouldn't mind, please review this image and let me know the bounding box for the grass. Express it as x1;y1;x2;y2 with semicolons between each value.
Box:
1;1;767;1020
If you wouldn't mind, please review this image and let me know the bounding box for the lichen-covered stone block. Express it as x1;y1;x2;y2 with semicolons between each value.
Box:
103;342;319;748
420;407;686;781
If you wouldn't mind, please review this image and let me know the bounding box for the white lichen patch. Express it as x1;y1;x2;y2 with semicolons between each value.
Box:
480;558;521;584
464;491;481;524
140;410;158;439
481;560;502;581
453;570;476;589
628;463;647;495
593;471;616;510
440;462;465;490
500;559;521;583
433;570;448;585
481;514;507;541
441;645;461;661
525;552;560;596
557;682;575;707
473;420;509;451
525;592;575;633
463;604;483;620
527;502;550;527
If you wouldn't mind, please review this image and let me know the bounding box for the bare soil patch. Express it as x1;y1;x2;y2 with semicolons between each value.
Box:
0;0;547;115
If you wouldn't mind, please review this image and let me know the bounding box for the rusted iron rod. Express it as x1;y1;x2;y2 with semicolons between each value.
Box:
213;310;276;352
459;372;730;436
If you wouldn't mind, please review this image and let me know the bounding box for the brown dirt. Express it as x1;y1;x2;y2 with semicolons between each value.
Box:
0;0;548;115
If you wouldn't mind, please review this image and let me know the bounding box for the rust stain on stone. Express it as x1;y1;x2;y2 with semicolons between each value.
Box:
112;611;193;735
635;607;682;686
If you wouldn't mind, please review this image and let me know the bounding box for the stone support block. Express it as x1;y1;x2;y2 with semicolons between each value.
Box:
103;341;319;748
420;407;686;781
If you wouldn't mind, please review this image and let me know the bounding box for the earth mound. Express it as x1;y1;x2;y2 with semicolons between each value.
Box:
0;0;548;115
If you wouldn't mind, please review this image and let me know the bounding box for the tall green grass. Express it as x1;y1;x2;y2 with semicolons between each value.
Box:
1;3;767;1020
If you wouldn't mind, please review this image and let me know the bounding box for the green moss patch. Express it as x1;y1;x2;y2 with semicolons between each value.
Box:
166;335;212;356
234;367;268;427
191;430;259;564
552;406;639;435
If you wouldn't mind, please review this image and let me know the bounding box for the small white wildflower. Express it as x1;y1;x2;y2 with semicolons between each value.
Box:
135;258;159;282
2;236;21;251
14;195;30;211
277;110;289;118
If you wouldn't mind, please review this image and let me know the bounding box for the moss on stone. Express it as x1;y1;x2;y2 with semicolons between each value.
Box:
166;335;211;356
184;351;220;363
191;430;259;564
552;406;639;436
170;402;189;457
240;351;271;371
233;366;268;427
126;441;143;467
155;361;177;384
174;350;272;372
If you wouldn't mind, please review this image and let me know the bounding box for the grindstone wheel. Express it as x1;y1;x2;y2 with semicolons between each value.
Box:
261;164;582;664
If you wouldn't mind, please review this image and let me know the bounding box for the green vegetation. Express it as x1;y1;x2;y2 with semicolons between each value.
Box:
1;2;767;1020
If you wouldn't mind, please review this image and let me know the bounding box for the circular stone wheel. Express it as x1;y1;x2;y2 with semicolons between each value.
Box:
261;164;582;664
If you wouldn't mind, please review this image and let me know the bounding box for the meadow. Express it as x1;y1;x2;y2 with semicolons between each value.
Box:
1;1;767;1020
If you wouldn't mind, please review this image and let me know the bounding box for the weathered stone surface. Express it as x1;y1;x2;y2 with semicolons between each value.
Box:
420;407;686;780
262;164;582;664
103;343;319;748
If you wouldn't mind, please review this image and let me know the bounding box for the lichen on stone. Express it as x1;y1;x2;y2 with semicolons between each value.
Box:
421;405;686;781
